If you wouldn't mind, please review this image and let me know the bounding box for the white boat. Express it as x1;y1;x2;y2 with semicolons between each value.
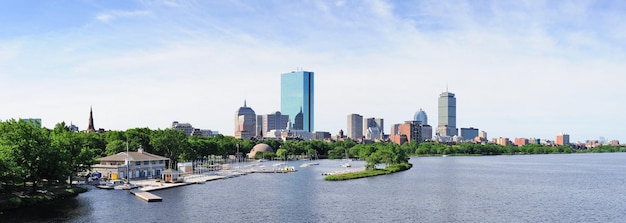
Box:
96;180;125;189
300;162;320;168
114;183;139;190
341;163;352;168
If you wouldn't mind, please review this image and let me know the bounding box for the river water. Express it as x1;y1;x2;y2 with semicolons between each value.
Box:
4;153;626;223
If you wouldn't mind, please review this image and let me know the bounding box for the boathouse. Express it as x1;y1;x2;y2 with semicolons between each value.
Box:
91;146;170;180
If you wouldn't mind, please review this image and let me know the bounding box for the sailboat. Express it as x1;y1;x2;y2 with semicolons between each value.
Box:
341;149;352;167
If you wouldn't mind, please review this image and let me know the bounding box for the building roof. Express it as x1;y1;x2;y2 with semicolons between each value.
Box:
236;100;256;116
98;151;169;162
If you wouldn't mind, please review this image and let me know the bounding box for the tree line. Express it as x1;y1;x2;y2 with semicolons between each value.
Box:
2;118;624;192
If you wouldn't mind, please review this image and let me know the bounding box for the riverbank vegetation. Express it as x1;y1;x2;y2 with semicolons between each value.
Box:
0;186;87;211
325;162;412;181
2;119;625;206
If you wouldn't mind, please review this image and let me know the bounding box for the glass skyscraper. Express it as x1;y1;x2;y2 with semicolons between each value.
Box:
437;91;457;136
281;71;314;132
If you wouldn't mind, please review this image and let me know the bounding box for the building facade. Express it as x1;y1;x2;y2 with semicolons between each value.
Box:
556;133;570;146
364;117;384;140
414;109;428;125
437;91;457;136
347;114;363;139
390;121;422;145
459;127;479;140
91;147;169;180
281;71;314;132
260;111;290;137
171;121;194;136
234;101;257;139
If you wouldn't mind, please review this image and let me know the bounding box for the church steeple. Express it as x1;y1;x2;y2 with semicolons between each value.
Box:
86;106;95;133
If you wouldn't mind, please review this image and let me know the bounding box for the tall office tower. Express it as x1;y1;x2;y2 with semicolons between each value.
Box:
234;100;256;139
556;133;570;146
364;117;384;140
260;111;290;137
437;91;457;136
281;71;314;132
414;109;428;125
347;114;364;139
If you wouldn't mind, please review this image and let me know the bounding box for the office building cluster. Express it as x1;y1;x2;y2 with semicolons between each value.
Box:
234;71;328;141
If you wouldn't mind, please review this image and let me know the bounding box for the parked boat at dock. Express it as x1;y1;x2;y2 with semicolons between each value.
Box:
96;180;125;189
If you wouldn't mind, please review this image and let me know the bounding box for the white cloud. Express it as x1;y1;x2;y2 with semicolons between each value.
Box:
95;10;152;23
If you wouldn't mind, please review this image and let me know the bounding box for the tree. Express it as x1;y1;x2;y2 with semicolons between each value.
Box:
150;129;187;169
276;148;288;161
0;119;52;191
126;128;153;153
105;140;127;156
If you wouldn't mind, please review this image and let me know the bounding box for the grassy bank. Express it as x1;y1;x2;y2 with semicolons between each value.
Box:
324;162;413;181
0;186;88;211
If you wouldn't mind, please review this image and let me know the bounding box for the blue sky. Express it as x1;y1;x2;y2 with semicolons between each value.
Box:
1;0;625;142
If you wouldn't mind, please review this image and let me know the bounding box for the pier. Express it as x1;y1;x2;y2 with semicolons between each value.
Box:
126;164;295;202
130;191;162;202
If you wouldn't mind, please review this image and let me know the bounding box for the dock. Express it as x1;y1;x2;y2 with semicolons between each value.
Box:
130;190;162;202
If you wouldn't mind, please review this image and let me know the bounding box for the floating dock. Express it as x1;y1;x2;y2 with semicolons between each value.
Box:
130;190;162;202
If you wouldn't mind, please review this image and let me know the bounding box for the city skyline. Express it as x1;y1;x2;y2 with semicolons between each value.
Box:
1;1;625;142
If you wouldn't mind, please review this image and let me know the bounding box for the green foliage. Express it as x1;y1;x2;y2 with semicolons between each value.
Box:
276;148;288;160
325;163;413;181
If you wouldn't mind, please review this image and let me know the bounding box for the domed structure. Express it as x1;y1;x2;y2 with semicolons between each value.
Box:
414;109;428;125
248;143;274;158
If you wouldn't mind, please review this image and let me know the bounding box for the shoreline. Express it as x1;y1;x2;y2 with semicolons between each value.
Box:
0;186;88;211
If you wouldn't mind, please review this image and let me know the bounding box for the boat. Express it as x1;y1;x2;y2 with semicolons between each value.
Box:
114;183;139;190
97;180;125;189
272;162;286;167
299;162;319;168
341;149;352;167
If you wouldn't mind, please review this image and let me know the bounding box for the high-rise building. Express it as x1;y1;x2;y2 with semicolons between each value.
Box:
479;131;488;139
347;114;363;139
414;109;428;125
556;133;570;146
234;100;256;139
459;127;479;140
364;117;384;140
281;71;314;132
390;121;422;145
260;111;290;137
437;91;457;136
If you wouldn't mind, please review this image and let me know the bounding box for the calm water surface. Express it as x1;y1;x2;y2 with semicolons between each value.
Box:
4;153;626;223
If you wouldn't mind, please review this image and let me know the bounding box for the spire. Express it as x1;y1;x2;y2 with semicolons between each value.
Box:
244;99;247;107
87;106;95;133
